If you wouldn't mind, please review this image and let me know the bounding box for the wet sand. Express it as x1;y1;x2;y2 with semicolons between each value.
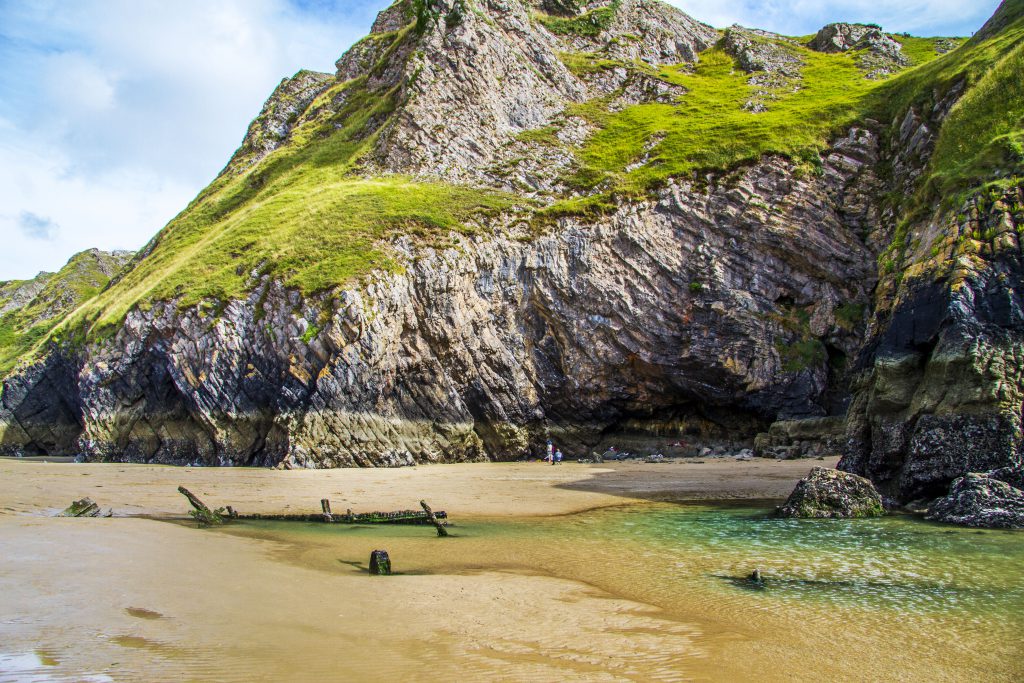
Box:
0;457;850;681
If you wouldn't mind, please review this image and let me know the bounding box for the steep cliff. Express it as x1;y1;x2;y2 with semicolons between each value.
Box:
0;0;1020;495
836;2;1024;500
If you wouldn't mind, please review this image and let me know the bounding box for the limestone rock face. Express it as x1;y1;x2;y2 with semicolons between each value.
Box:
840;188;1024;501
754;416;845;460
926;472;1024;529
808;23;908;78
0;274;52;317
226;70;335;171
0;143;878;466
778;466;885;518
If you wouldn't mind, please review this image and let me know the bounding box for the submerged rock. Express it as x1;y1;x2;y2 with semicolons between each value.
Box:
778;467;884;518
925;473;1024;529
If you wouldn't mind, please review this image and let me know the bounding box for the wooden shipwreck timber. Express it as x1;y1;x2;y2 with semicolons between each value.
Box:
234;509;448;525
176;486;450;535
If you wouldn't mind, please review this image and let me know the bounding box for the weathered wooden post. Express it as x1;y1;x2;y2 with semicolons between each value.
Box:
420;500;448;537
177;486;225;526
320;498;333;522
369;549;392;575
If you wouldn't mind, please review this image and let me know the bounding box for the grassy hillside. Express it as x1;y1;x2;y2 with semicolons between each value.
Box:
548;20;1020;215
64;70;519;338
0;250;132;374
2;0;1022;372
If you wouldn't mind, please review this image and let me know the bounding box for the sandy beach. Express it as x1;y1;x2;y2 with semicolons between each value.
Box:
6;455;1018;683
0;457;837;682
0;456;834;519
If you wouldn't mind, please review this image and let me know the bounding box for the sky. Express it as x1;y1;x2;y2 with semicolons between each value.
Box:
0;0;1003;281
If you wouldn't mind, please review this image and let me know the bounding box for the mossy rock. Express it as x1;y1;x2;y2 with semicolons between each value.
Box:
778;467;885;518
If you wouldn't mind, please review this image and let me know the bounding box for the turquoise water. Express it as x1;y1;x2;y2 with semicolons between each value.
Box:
579;503;1024;614
232;502;1024;680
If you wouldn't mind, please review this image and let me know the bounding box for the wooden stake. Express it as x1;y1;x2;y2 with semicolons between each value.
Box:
420;500;448;537
321;498;333;522
177;486;225;526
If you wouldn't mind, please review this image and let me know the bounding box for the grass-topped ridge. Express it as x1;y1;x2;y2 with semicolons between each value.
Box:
59;63;520;342
544;22;1018;223
0;250;132;374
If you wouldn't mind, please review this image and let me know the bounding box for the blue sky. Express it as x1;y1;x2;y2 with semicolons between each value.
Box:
0;0;1003;280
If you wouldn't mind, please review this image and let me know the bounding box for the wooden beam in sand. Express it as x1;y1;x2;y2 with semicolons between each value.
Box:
420;500;449;537
177;486;225;526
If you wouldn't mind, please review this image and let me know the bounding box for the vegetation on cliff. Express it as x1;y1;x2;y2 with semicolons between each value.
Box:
1;0;1021;377
0;250;132;374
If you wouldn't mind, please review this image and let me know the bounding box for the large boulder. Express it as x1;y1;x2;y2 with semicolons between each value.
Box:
925;472;1024;529
778;467;885;518
807;23;908;78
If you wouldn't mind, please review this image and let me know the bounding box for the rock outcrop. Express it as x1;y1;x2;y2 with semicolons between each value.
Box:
926;471;1024;529
839;188;1024;501
754;416;844;460
778;466;885;518
226;70;335;172
808;23;908;79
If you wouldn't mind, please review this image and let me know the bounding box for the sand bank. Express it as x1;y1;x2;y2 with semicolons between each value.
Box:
0;456;837;519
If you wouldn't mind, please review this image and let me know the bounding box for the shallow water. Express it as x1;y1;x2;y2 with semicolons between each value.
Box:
229;502;1024;681
3;503;1021;682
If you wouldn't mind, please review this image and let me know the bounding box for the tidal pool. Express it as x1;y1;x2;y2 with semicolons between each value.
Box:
225;502;1024;681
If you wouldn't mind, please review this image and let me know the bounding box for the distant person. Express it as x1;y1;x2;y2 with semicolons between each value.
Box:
546;440;553;464
555;449;563;464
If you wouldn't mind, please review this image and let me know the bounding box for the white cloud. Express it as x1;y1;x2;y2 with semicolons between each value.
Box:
0;0;386;280
16;211;59;241
670;0;1002;36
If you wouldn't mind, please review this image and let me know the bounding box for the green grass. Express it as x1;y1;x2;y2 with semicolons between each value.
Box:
0;250;128;374
557;45;878;198
835;303;866;331
535;1;620;37
557;51;622;77
777;338;827;372
60;72;517;340
865;11;1024;275
870;17;1024;207
926;39;1024;202
516;124;563;146
892;35;964;66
